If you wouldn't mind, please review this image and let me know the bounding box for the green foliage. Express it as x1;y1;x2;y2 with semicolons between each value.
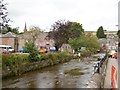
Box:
2;25;19;34
41;52;70;65
22;26;42;62
69;33;100;52
80;49;91;57
24;41;40;62
2;54;29;67
96;26;106;38
2;52;71;70
2;54;29;76
2;52;72;78
64;68;85;76
68;22;84;38
48;20;84;48
117;30;120;38
27;26;42;44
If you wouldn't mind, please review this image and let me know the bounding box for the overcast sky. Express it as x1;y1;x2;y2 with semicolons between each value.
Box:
5;0;119;32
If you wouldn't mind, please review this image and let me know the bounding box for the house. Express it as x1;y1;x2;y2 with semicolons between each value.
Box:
18;32;55;51
0;32;18;52
0;31;55;52
59;44;73;53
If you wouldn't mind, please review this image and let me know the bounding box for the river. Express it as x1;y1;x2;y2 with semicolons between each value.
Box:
2;57;98;88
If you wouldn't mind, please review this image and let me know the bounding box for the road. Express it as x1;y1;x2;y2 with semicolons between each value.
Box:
103;36;119;88
104;57;118;88
118;50;120;89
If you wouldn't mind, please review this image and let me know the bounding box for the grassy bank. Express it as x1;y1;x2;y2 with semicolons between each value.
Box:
2;52;72;78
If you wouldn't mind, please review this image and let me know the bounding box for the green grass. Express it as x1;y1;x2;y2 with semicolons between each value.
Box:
64;68;85;76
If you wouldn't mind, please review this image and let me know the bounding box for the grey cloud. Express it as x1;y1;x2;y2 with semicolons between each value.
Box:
5;0;120;32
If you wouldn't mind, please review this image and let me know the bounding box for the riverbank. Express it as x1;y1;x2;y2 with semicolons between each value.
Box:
2;50;94;79
2;57;97;88
2;52;73;78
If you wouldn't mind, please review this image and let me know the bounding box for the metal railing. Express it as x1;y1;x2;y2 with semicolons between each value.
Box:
87;54;109;88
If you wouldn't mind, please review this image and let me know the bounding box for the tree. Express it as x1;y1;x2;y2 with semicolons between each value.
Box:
68;22;84;38
27;26;42;44
24;41;40;62
0;0;10;31
2;24;19;34
117;30;120;38
69;33;100;52
23;26;42;62
48;20;84;48
96;26;106;38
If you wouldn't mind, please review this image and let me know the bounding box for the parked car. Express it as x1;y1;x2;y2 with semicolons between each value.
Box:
0;45;14;53
108;50;116;58
113;52;118;59
19;48;27;53
38;46;47;53
49;46;56;52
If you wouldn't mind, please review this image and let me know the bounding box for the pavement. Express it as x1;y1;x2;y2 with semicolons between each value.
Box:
118;51;120;89
104;57;118;88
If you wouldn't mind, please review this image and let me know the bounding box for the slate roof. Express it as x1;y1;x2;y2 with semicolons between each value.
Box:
1;32;17;38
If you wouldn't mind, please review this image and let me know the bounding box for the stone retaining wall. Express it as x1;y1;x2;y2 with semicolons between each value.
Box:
87;55;108;88
2;55;71;78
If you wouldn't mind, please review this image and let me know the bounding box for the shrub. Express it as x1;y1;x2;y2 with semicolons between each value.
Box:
24;41;40;62
2;52;72;78
80;49;91;57
2;54;29;67
41;52;71;65
69;34;100;53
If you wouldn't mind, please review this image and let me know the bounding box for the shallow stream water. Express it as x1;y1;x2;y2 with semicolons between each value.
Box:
2;58;98;88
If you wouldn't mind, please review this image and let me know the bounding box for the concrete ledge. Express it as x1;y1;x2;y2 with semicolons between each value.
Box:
86;55;108;88
87;73;102;88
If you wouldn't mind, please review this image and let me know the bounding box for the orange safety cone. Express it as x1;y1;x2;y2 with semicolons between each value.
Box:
111;65;118;90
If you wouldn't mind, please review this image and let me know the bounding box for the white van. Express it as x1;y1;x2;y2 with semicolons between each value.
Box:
0;45;14;53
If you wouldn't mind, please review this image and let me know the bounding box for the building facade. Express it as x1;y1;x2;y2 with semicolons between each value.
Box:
0;32;18;52
18;32;55;51
0;31;55;52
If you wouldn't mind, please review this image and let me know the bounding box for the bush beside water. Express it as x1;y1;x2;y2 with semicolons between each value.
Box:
2;52;72;78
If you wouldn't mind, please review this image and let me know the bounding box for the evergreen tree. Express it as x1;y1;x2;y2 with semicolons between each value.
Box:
96;26;106;38
117;30;120;38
